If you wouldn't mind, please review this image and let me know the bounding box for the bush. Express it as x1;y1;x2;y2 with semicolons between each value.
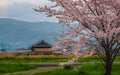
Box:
63;65;73;70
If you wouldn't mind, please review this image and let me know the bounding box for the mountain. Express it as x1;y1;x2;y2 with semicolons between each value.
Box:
0;18;63;49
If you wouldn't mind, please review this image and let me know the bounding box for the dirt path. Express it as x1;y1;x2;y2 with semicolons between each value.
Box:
2;67;61;75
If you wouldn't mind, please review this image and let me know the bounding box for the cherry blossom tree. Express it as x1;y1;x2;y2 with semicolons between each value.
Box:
34;0;120;75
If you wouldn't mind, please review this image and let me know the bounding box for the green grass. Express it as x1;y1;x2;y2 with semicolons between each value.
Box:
114;56;120;62
34;63;120;75
78;57;100;62
34;69;82;75
0;56;69;64
78;56;120;62
80;63;120;75
0;56;120;75
0;56;70;74
79;63;104;75
0;63;36;74
0;58;68;63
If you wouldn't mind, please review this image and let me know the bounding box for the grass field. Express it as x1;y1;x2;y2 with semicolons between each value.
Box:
78;55;120;62
0;55;120;75
34;63;120;75
0;63;36;74
0;55;70;74
33;55;120;75
0;55;70;64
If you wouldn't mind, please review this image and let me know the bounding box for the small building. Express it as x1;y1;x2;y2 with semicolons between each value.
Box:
16;48;31;53
31;40;52;55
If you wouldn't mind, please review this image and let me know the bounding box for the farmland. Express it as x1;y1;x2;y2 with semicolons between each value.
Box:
0;55;71;74
34;63;120;75
0;55;120;75
0;55;71;63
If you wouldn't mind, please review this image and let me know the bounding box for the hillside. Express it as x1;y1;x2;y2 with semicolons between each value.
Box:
0;18;63;49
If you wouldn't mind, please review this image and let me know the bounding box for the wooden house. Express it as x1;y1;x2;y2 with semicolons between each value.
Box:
30;40;52;55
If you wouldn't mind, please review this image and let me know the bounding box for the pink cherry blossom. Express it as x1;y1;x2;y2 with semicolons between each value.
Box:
35;0;120;75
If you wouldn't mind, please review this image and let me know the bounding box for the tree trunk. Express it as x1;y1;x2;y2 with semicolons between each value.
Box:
104;56;112;75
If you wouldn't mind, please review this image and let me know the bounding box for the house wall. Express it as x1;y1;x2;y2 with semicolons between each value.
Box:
33;48;51;52
32;48;52;55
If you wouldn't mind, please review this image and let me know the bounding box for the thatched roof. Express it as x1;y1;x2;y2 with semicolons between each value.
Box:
31;40;52;48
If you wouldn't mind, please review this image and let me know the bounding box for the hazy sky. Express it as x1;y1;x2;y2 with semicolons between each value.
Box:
0;0;57;22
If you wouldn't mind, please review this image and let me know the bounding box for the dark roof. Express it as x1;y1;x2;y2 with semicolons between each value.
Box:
31;40;52;48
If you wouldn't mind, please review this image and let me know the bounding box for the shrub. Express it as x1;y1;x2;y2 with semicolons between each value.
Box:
63;65;73;70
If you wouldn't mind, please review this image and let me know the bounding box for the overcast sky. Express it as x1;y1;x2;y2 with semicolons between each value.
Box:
0;0;58;22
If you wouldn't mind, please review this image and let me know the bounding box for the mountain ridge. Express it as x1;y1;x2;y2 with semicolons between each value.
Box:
0;18;62;49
